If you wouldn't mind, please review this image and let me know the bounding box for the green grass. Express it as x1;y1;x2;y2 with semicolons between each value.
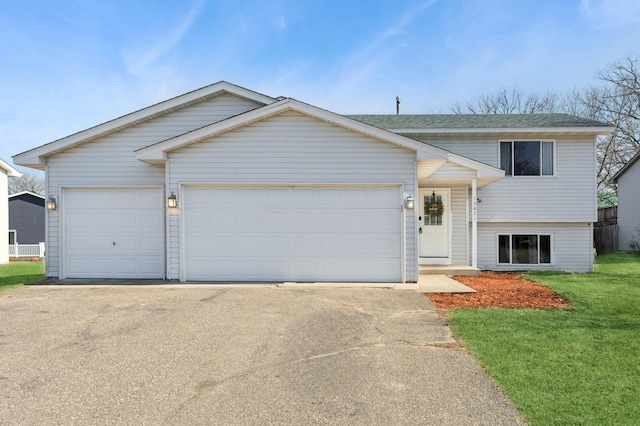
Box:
449;252;640;425
0;261;45;290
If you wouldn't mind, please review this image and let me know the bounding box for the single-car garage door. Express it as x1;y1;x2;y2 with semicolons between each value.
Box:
64;188;164;279
183;186;402;282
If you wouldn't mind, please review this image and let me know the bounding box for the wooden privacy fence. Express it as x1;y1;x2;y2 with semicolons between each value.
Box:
594;206;618;254
598;206;617;222
594;224;618;254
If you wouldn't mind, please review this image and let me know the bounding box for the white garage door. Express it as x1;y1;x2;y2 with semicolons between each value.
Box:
64;188;164;279
183;186;402;282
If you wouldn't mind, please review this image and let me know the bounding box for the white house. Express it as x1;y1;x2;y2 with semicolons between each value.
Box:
13;82;613;281
0;158;21;264
611;149;640;251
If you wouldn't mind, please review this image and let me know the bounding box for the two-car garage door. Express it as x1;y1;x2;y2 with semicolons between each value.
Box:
183;186;402;282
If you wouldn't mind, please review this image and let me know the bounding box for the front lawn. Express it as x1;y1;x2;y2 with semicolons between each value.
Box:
448;252;640;425
0;261;45;290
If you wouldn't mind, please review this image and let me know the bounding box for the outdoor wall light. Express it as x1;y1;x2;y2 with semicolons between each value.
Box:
404;193;415;210
167;192;177;208
47;196;57;211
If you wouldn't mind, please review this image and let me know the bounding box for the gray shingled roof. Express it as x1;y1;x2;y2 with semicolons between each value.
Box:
346;113;612;129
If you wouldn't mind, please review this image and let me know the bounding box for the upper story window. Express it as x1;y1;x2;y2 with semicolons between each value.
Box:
500;140;554;176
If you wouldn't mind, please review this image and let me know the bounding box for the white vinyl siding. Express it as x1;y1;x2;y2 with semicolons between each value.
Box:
450;186;468;265
411;135;597;222
476;223;593;272
617;160;640;250
45;94;261;278
167;111;416;281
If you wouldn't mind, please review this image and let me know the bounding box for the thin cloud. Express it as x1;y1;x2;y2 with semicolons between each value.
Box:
275;16;287;30
124;0;206;76
581;0;640;27
315;0;437;111
339;0;437;83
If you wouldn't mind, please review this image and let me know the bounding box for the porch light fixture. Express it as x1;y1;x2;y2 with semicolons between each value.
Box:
404;193;415;210
167;192;177;208
47;196;57;211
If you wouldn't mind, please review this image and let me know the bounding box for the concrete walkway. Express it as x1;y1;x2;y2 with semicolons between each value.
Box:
418;274;477;293
37;277;476;294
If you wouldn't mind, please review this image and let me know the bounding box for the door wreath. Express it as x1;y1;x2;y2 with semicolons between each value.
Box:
425;192;444;218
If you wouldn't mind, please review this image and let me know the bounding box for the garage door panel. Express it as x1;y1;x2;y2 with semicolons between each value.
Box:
184;186;402;282
212;211;239;229
114;259;137;274
141;259;164;274
139;235;164;251
64;189;164;279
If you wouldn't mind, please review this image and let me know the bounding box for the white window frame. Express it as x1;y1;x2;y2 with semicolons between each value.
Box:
498;139;556;177
497;233;553;265
9;230;16;245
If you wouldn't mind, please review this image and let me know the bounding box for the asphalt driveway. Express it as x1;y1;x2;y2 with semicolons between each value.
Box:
0;285;524;425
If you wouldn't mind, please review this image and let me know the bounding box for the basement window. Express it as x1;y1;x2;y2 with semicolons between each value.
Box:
498;234;552;264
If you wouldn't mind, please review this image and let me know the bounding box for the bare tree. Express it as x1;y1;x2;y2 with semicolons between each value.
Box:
591;57;640;200
8;172;45;195
451;88;561;114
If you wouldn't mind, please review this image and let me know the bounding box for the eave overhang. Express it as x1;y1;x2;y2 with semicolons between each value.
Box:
0;158;21;177
12;81;276;170
392;126;615;138
611;149;640;183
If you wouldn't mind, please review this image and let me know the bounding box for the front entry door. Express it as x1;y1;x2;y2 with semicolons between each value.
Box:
419;189;450;264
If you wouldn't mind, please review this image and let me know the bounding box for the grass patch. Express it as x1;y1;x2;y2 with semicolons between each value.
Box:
449;252;640;425
0;261;45;290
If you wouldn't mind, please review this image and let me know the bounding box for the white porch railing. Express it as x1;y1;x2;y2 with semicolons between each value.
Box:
8;242;45;258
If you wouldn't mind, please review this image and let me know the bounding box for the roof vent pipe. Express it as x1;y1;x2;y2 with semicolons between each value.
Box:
396;96;401;115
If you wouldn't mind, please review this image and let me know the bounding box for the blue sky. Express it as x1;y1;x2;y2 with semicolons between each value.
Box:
2;0;640;175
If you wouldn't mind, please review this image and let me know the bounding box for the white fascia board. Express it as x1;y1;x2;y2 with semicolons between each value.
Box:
0;158;21;177
611;149;640;183
137;98;452;164
9;191;45;199
446;154;505;180
390;126;615;135
289;100;450;160
13;81;276;168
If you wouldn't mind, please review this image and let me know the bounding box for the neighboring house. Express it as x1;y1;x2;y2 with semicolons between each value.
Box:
611;149;640;251
9;191;45;252
13;82;613;281
0;158;21;264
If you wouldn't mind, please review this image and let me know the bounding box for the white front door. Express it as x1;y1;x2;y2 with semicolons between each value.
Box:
418;188;451;264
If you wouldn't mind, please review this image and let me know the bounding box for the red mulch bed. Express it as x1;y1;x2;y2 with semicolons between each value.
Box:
427;272;571;310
